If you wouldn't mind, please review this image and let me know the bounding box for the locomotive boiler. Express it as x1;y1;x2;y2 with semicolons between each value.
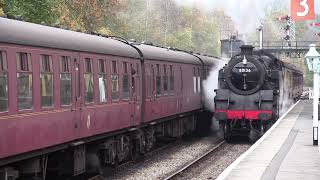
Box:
214;45;303;141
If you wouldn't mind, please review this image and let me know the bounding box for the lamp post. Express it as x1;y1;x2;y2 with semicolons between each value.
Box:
305;44;320;146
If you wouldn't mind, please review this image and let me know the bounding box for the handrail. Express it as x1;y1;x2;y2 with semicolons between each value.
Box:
249;41;320;51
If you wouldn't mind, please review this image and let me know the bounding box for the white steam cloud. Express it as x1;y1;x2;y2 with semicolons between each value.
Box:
279;71;294;115
202;59;227;111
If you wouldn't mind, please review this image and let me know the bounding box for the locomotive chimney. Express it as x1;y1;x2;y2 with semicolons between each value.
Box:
240;45;254;56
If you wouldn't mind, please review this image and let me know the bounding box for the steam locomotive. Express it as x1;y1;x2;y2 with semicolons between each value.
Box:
214;45;303;141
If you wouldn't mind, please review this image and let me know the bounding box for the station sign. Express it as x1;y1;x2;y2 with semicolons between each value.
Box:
291;0;315;21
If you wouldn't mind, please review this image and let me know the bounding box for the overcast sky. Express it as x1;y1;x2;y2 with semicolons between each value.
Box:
174;0;320;33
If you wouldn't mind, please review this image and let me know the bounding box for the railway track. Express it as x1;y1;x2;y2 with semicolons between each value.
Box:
116;139;178;170
84;139;179;179
162;140;225;180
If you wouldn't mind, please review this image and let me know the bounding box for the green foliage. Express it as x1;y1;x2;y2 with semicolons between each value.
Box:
4;0;59;24
0;0;235;56
0;0;5;14
115;1;225;56
56;0;124;33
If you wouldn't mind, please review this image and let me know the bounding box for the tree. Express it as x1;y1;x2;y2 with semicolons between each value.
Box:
3;0;59;24
57;0;124;33
0;0;5;16
0;0;232;56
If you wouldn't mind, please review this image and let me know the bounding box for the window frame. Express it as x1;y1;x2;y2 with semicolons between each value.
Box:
111;60;119;102
122;61;130;101
40;54;54;109
146;64;151;98
84;58;94;105
156;64;161;97
16;52;33;111
98;59;108;104
134;62;140;98
197;67;201;93
0;50;8;113
151;64;155;97
193;67;197;94
169;65;174;95
163;64;168;95
59;55;73;107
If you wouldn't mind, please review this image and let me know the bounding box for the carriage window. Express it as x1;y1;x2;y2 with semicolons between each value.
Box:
163;65;168;95
156;64;161;96
136;63;140;74
40;55;53;108
122;62;129;100
111;61;119;101
84;58;93;104
152;65;155;95
169;65;174;93
98;59;107;103
0;51;8;112
60;56;72;106
130;64;135;95
193;67;196;94
146;65;150;97
135;63;140;96
197;67;201;93
16;52;33;110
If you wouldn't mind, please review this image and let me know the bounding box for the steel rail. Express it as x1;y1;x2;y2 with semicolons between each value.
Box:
162;140;225;180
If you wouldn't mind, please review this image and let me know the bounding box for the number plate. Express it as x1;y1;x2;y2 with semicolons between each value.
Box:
238;68;252;73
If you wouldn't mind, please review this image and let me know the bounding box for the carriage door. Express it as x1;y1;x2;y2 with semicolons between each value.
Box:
73;57;82;137
130;63;141;126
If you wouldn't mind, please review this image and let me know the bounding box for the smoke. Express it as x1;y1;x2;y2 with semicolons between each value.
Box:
202;59;226;111
279;71;294;115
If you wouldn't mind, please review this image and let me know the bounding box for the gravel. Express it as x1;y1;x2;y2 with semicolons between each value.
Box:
106;121;225;180
102;121;252;180
173;142;251;180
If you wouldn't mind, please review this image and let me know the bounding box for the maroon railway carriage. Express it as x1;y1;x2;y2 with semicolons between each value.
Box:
0;17;219;179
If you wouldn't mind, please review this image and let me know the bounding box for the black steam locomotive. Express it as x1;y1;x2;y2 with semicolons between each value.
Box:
214;45;303;141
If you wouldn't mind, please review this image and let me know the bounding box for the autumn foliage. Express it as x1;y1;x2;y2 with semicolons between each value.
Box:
0;0;236;56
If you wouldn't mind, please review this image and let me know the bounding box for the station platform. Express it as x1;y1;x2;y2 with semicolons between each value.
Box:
217;100;320;180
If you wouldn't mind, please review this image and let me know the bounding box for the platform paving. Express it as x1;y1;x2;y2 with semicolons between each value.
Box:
218;100;320;180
